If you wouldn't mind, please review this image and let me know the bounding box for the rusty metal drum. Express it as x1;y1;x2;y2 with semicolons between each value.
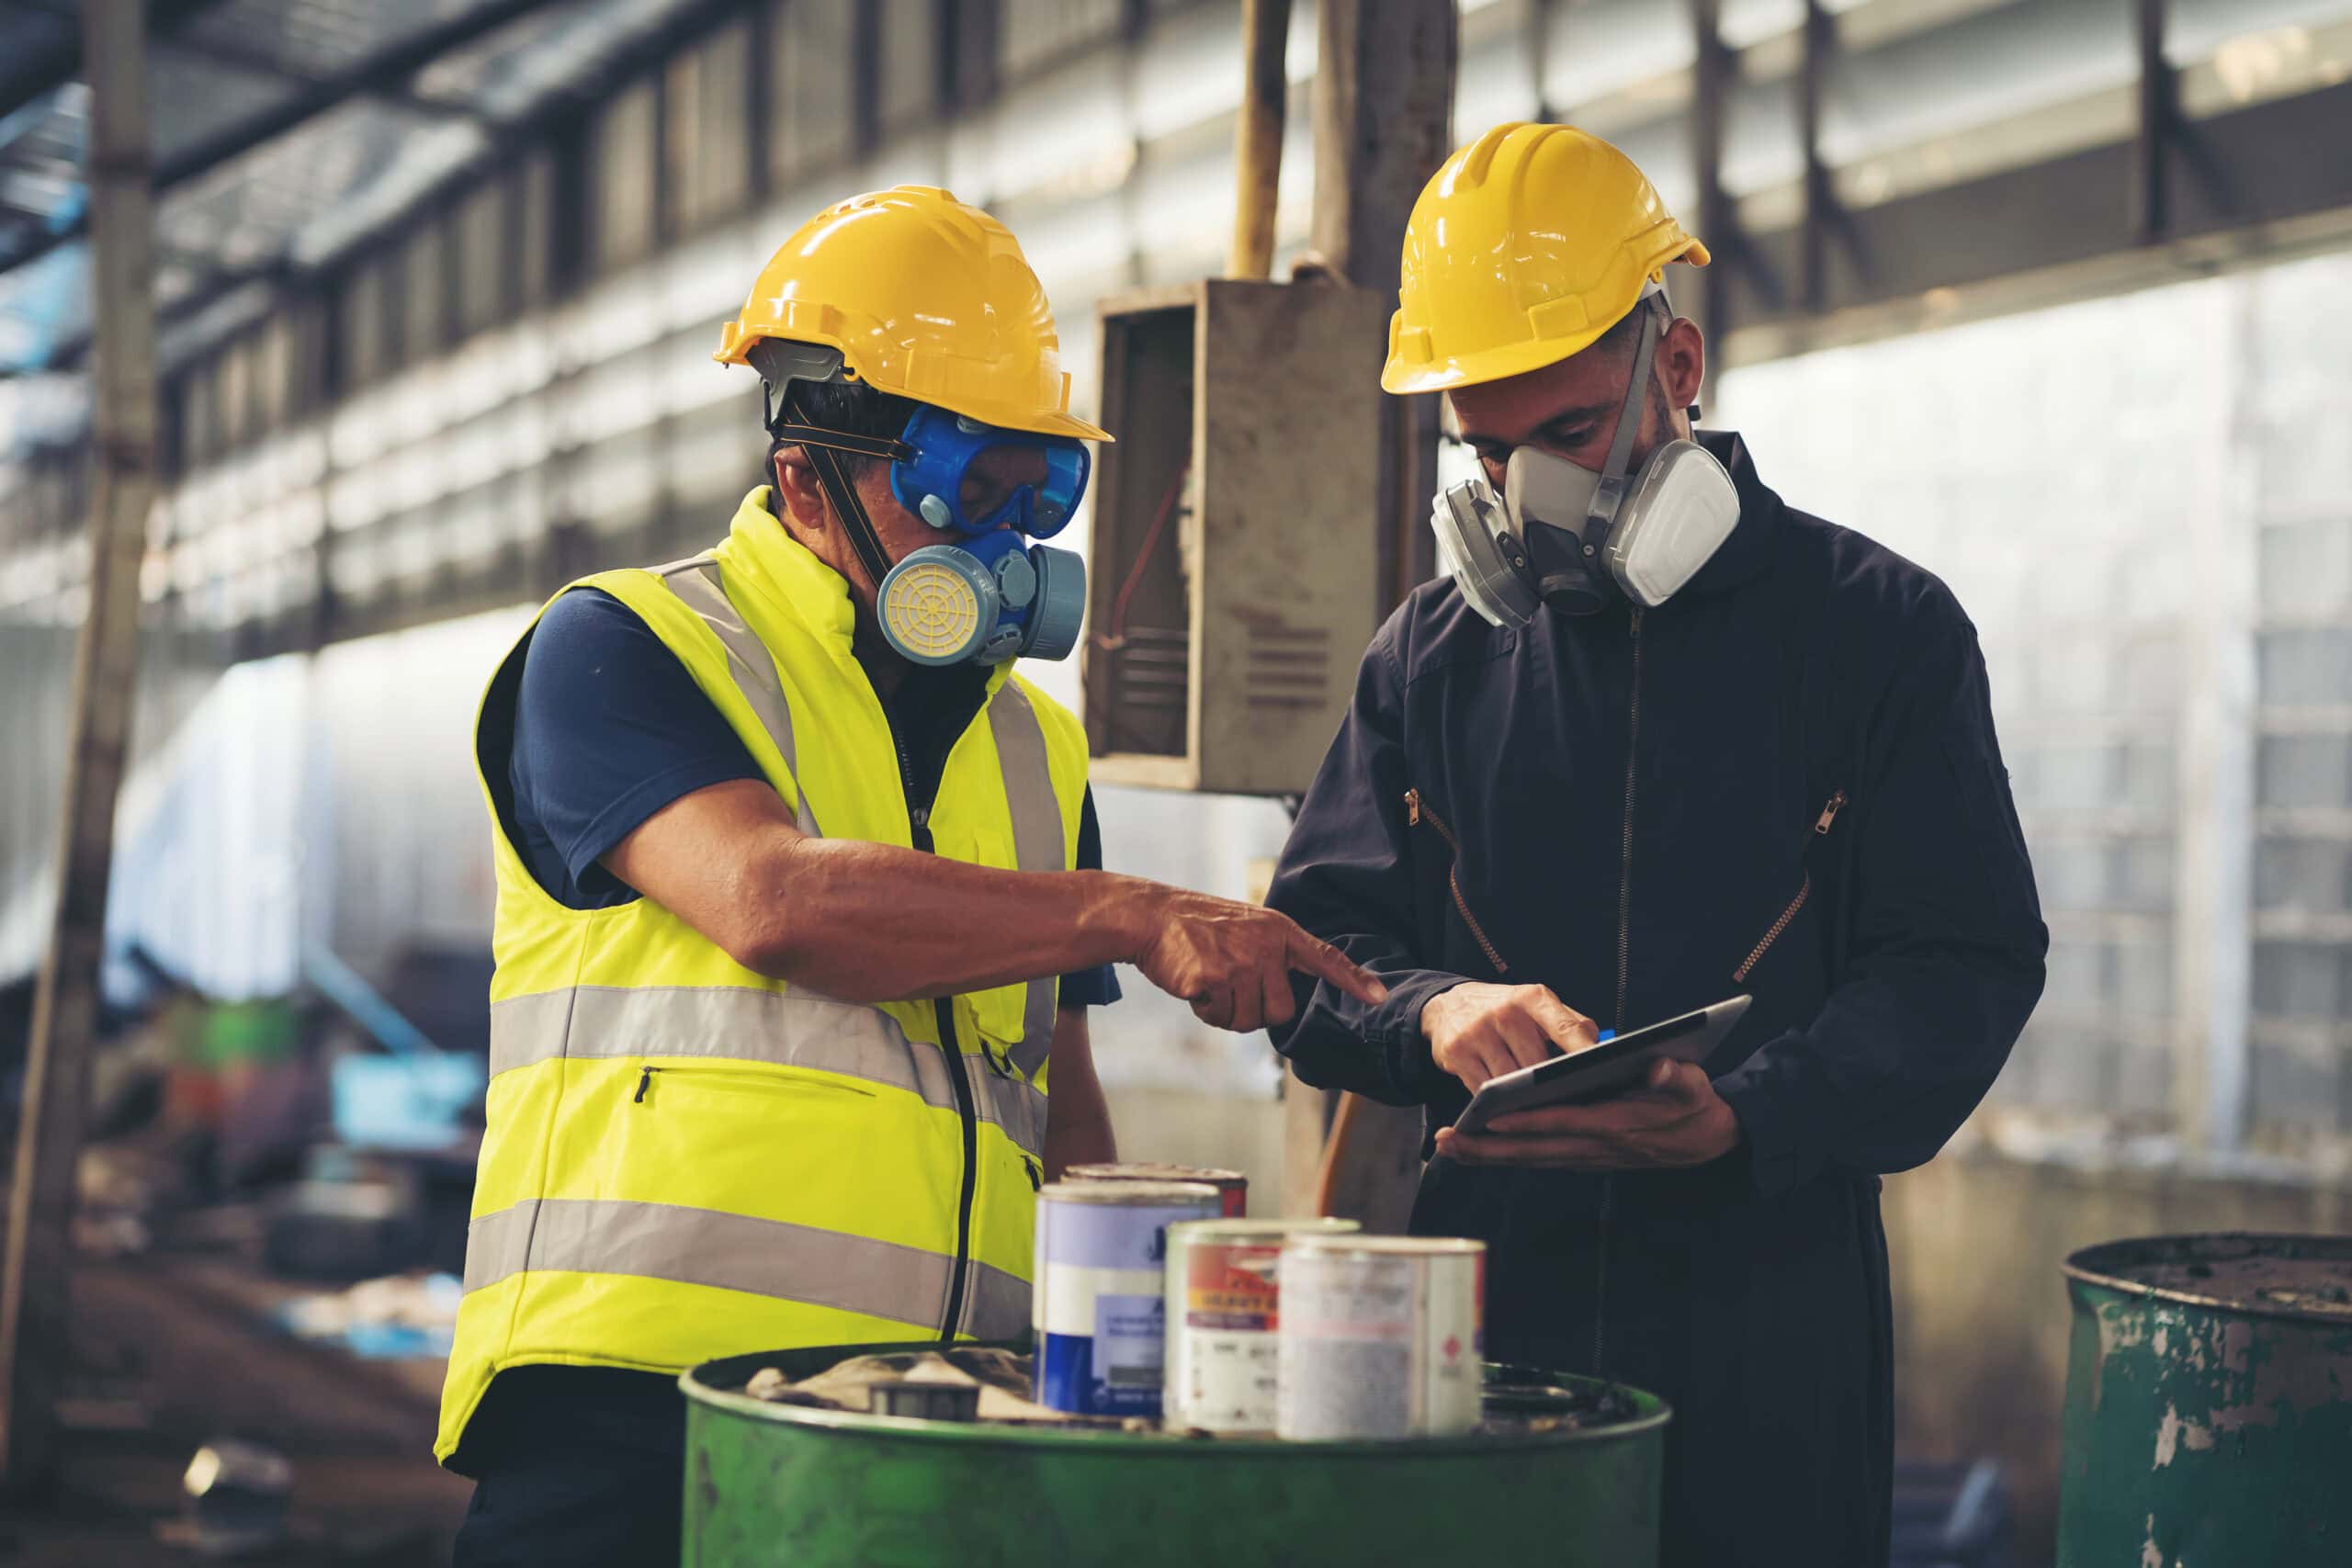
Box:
2057;1232;2352;1568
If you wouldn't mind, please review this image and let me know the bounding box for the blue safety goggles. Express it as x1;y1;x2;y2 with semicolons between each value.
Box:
887;405;1089;538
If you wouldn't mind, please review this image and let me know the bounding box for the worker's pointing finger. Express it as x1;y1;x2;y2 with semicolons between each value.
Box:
1535;997;1599;1053
1290;931;1389;1005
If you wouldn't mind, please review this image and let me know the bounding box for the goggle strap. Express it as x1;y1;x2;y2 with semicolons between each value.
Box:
766;420;914;465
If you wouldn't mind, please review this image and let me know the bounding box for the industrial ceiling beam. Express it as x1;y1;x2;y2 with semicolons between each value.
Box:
0;0;229;126
0;0;572;284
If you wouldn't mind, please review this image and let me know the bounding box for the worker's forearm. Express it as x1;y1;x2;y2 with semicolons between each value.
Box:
739;830;1150;1001
1044;1058;1116;1179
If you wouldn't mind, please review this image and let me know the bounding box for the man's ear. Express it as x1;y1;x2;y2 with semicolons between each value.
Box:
771;446;830;533
1658;317;1707;421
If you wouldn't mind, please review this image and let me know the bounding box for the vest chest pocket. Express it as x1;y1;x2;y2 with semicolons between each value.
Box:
596;1060;905;1238
632;1063;878;1106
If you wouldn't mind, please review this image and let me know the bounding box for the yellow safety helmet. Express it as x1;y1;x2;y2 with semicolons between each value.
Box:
716;185;1111;443
1382;123;1711;397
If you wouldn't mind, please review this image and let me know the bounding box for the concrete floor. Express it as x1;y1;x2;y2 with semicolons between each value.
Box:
0;1255;469;1566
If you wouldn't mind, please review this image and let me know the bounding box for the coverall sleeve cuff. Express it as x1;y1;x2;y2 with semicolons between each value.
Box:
1357;971;1472;1104
1712;1052;1818;1200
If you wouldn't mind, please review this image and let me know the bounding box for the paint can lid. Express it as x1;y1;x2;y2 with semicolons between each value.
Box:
1283;1234;1487;1258
1167;1217;1361;1246
1037;1179;1223;1206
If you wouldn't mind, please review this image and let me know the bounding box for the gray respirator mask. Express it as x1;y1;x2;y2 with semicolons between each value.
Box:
1430;293;1740;624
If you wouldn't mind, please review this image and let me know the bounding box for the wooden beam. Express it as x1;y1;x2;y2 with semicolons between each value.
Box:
0;0;160;1495
1227;0;1291;281
1300;0;1456;1232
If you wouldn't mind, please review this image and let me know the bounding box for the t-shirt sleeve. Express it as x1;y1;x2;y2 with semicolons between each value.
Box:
1057;786;1122;1007
508;588;763;908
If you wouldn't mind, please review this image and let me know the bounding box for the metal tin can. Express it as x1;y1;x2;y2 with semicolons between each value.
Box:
1033;1179;1223;1416
1276;1235;1486;1440
1163;1217;1361;1433
1064;1162;1249;1219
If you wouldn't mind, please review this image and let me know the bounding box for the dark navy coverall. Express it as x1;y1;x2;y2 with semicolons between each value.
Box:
1268;431;2047;1568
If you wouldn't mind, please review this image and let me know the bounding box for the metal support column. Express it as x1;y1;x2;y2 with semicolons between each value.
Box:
0;0;160;1495
1689;0;1734;410
2133;0;2176;243
1797;0;1836;312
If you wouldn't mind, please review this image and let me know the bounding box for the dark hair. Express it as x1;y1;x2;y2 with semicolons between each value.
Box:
763;376;923;476
1591;295;1663;364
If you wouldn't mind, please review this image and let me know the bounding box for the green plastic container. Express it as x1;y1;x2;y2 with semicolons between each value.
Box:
2058;1233;2352;1568
682;1343;1669;1567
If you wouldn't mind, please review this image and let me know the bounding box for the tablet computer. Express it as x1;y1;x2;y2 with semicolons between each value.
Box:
1452;996;1752;1134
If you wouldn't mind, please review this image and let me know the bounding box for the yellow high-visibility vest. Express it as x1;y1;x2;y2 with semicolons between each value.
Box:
436;489;1089;1462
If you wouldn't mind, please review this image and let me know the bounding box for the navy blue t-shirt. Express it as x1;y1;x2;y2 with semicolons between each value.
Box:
504;588;1119;1006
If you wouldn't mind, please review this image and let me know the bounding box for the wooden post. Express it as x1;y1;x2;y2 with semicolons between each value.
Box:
1295;0;1456;1232
1227;0;1292;281
0;0;161;1495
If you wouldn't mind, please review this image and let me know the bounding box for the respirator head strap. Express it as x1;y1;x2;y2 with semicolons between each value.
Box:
1579;294;1668;558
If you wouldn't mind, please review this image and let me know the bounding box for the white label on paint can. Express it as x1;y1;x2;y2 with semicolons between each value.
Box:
1276;1245;1483;1440
1175;1239;1285;1432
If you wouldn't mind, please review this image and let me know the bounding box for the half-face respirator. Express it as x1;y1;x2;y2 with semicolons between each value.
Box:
750;341;1091;667
1429;294;1740;626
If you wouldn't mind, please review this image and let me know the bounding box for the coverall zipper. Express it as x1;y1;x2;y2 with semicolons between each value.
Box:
1596;608;1646;1376
1732;791;1849;984
1405;789;1509;975
890;725;983;1345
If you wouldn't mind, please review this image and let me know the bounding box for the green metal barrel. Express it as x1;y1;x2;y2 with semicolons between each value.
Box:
682;1343;1669;1568
2058;1233;2352;1568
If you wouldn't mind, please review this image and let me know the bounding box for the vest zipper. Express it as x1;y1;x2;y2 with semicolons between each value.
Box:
1404;789;1509;975
894;726;983;1346
1595;607;1645;1378
1732;791;1849;984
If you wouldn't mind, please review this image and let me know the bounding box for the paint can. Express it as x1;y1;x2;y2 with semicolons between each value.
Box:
1276;1235;1486;1440
1064;1162;1250;1219
1163;1217;1361;1433
1033;1179;1223;1416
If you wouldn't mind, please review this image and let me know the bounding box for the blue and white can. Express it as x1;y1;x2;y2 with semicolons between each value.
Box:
1033;1179;1223;1417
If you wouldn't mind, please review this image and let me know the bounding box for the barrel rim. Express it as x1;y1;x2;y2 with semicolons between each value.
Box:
680;1353;1672;1454
2061;1230;2352;1324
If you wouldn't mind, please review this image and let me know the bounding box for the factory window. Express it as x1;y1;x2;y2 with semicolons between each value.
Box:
1001;0;1123;82
878;0;940;133
665;19;754;237
769;0;854;180
1714;246;2352;1165
592;79;662;272
455;181;506;343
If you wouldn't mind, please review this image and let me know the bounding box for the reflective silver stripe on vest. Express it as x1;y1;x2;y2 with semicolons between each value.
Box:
987;681;1067;1078
659;556;820;837
462;1196;1026;1331
959;1249;1035;1340
489;986;1046;1153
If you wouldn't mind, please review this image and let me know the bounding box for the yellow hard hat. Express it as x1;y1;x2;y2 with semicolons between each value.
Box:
716;185;1111;442
1382;123;1711;397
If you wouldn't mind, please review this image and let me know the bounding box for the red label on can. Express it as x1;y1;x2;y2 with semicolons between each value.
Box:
1186;1242;1281;1331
